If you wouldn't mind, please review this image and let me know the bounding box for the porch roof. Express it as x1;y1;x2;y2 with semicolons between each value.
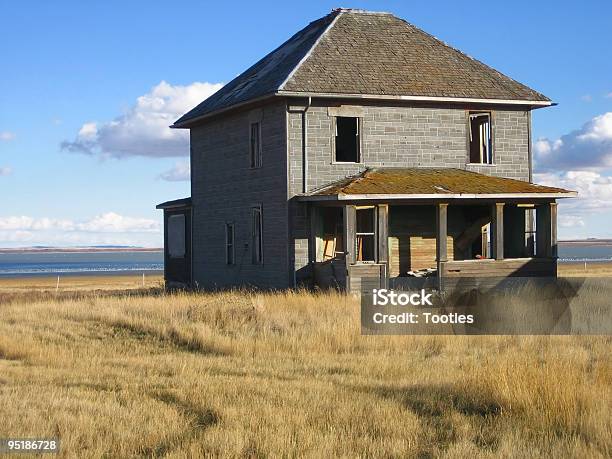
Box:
301;168;576;201
156;197;192;210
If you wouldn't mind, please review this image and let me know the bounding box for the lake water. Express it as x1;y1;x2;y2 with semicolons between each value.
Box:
0;251;164;277
557;244;612;262
0;244;610;277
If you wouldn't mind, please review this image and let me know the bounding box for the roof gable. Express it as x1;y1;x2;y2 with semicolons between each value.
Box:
173;13;336;127
175;9;551;127
284;12;550;102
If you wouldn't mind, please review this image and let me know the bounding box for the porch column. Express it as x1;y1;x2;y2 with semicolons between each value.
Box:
536;202;557;258
491;202;505;260
344;205;356;265
551;202;558;258
377;204;388;264
377;204;389;288
436;203;448;263
436;203;448;291
308;204;316;264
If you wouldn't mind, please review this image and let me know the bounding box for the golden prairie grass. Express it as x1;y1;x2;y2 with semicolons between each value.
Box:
0;284;610;458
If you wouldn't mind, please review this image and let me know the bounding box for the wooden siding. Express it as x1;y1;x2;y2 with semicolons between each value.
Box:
348;263;387;295
440;258;556;278
388;235;454;275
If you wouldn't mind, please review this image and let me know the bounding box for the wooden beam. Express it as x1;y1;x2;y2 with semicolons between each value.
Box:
377;204;389;289
308;204;316;264
436;203;448;291
344;205;356;265
436;203;448;263
550;202;558;258
377;204;388;263
491;202;505;260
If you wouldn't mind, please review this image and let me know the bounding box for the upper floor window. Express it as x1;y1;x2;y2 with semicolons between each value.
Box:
250;122;262;168
251;205;263;264
334;116;360;163
468;112;493;164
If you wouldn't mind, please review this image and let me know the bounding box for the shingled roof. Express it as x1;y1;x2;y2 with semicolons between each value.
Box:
174;9;551;127
302;168;575;200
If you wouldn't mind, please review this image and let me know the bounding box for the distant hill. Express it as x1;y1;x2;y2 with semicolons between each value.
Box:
0;246;163;254
559;239;612;245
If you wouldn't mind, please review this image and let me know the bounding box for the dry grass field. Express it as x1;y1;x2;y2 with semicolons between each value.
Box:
0;274;610;457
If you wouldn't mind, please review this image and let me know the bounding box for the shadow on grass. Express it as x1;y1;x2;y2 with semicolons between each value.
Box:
142;391;220;457
350;383;502;455
109;321;229;357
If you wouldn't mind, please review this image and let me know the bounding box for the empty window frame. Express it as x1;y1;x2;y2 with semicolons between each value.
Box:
355;207;376;262
225;223;235;265
251;206;263;264
334;116;360;163
249;122;262;168
167;214;186;258
468;112;493;164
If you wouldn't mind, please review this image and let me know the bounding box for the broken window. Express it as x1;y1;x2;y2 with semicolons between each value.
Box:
468;113;493;164
355;207;376;262
251;206;263;264
168;214;185;258
315;207;344;262
334;117;360;163
225;223;235;265
249;122;262;168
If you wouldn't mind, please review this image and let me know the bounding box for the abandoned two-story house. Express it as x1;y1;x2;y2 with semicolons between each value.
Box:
157;8;575;292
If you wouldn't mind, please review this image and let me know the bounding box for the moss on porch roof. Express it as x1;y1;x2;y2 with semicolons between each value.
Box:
305;168;575;198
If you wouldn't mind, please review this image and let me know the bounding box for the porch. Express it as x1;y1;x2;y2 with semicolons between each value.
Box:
299;168;575;293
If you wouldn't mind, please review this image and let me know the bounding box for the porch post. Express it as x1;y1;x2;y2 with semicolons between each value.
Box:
491;202;505;260
377;204;388;264
308;204;316;264
344;205;356;292
377;204;389;288
550;202;558;259
536;203;552;258
344;205;356;265
436;203;448;263
436;203;448;291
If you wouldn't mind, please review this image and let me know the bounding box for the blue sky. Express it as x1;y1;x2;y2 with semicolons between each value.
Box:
1;1;611;246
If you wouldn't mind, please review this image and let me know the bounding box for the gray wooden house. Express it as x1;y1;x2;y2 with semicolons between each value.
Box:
157;8;575;292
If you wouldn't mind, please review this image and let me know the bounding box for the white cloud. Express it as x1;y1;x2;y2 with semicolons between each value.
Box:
580;94;592;102
0;213;160;234
159;161;190;181
61;81;223;158
0;131;15;141
558;215;585;228
534;170;612;213
75;212;159;233
0;213;162;247
0;230;156;247
0;166;12;176
535;112;612;170
605;92;612;99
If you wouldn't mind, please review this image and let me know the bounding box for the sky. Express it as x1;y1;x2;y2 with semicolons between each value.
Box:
0;1;611;247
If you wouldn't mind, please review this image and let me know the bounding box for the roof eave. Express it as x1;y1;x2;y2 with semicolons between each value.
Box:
300;192;577;201
171;92;279;129
156;197;192;210
277;90;554;108
171;90;554;129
